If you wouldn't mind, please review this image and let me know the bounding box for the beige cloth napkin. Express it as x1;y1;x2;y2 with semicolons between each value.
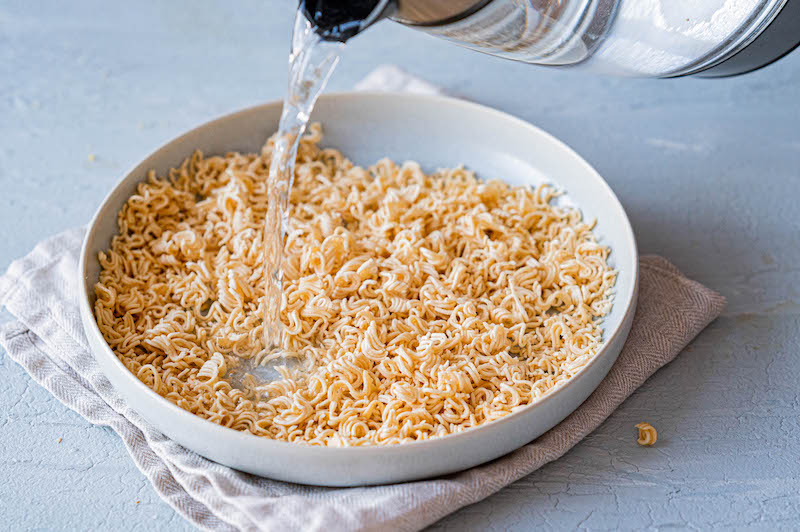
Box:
0;68;725;531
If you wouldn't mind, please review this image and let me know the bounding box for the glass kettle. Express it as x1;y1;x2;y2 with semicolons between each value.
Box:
303;0;800;77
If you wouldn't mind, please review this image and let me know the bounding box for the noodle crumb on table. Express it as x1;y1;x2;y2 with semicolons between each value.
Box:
635;422;657;445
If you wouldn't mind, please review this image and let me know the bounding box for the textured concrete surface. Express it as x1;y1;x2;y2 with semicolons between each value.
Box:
2;1;799;530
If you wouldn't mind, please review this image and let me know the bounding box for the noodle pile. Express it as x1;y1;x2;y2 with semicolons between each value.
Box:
94;124;616;446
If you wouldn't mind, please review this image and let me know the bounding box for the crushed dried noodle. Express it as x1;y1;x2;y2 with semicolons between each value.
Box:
93;124;616;446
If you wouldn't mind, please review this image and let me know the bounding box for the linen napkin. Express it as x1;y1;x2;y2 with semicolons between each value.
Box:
0;67;725;532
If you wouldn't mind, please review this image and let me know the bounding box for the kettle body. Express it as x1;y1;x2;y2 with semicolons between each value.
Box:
389;0;800;77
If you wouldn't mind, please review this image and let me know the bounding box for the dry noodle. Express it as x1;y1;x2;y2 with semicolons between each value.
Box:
635;423;657;446
94;124;616;446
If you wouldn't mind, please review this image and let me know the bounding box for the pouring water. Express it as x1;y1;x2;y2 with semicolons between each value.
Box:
232;2;386;385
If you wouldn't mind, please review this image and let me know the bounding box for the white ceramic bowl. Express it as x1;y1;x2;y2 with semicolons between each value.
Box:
79;92;638;487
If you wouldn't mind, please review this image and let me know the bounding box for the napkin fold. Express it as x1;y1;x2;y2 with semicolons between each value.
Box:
0;68;725;532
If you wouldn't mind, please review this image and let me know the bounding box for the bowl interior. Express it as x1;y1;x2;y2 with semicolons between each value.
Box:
80;92;637;485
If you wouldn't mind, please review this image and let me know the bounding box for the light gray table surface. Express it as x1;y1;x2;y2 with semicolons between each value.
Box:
2;1;799;530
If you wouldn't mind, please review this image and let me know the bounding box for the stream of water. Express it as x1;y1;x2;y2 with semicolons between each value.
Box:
238;10;346;381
